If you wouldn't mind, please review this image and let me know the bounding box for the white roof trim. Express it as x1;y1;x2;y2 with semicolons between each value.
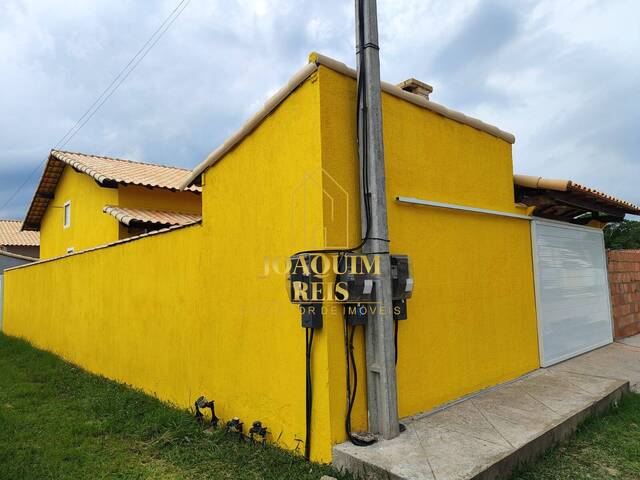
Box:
181;62;318;188
312;53;516;144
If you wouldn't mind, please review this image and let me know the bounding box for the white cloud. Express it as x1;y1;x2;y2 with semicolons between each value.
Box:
0;0;638;220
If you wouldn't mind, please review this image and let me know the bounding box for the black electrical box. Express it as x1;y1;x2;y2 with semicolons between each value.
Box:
335;253;377;303
343;303;368;325
300;304;323;329
288;254;323;329
391;255;413;321
393;298;408;321
335;253;378;326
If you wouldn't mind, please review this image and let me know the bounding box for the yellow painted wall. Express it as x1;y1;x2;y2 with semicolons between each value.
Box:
197;70;336;461
4;73;337;462
4;63;540;464
40;166;119;259
39;167;203;258
118;185;201;214
4;225;203;402
315;66;539;443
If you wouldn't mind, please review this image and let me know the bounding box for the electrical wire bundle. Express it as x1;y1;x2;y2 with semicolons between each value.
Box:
344;320;377;446
340;0;380;448
304;327;315;460
294;3;374;259
296;0;380;457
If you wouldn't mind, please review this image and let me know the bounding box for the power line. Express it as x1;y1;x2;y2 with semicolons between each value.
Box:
55;0;190;149
0;0;191;215
57;0;192;149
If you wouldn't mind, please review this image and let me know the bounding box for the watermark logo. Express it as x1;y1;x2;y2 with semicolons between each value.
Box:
290;168;350;249
261;253;383;306
262;169;393;314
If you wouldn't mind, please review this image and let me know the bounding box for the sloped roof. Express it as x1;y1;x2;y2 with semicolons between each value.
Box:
514;175;640;214
103;206;201;227
23;150;201;231
0;250;37;262
0;220;40;246
180;52;516;188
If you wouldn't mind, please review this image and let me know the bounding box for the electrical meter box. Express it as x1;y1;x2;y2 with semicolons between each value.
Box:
335;254;376;303
391;254;413;321
335;253;378;325
288;254;323;328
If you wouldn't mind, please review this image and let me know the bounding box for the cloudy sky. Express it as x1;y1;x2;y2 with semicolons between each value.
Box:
0;0;638;219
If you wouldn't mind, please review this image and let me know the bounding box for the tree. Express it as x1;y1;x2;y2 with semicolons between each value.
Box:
604;220;640;250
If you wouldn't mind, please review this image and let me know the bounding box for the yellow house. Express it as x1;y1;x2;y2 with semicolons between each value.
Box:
22;150;202;259
4;53;640;463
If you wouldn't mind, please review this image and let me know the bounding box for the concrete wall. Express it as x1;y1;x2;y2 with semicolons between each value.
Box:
40;166;202;258
0;253;35;330
40;166;119;259
3;75;334;460
4;62;541;462
607;249;640;338
315;65;540;443
117;185;201;215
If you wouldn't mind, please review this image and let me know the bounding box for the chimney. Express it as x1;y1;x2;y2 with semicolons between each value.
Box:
397;78;433;100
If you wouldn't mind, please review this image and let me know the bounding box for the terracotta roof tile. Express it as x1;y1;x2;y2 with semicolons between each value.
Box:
568;181;640;213
103;206;201;226
22;150;201;231
0;220;40;246
514;174;640;215
50;150;201;192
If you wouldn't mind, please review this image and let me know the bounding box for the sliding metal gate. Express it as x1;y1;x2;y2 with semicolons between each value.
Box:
531;220;613;367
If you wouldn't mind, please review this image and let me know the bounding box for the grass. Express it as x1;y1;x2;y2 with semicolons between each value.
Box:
3;332;640;480
0;333;350;480
510;393;640;480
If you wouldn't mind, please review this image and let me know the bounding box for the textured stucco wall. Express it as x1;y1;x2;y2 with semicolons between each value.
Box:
4;63;541;463
38;165;202;258
3;75;332;460
39;166;119;259
0;253;34;330
315;65;539;445
117;184;201;215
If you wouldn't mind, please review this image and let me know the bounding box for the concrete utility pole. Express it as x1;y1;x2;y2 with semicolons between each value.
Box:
355;0;400;440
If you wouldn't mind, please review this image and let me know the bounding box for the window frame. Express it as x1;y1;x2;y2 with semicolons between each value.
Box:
63;200;71;228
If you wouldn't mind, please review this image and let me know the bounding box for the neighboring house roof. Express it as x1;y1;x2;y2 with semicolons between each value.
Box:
514;174;640;220
103;206;201;227
0;249;37;262
0;220;40;246
180;52;516;188
23;150;201;231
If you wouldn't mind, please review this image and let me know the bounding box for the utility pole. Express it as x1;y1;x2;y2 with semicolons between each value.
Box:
355;0;400;440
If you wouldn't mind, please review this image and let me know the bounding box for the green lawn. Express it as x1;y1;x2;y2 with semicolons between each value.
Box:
510;393;640;479
0;333;349;480
2;332;640;480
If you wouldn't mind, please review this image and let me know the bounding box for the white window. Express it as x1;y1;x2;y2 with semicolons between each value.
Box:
63;201;71;228
66;247;74;254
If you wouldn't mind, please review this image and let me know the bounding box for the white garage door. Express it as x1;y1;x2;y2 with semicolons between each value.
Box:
532;220;613;367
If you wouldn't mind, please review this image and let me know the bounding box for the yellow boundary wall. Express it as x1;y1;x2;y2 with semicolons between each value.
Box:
3;65;540;462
